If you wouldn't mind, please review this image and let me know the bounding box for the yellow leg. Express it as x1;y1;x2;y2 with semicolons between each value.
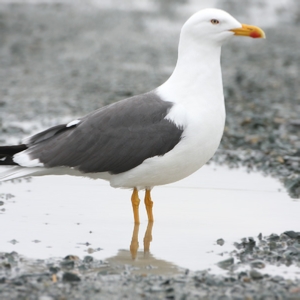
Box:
131;188;140;224
144;189;154;222
143;221;153;254
130;223;140;259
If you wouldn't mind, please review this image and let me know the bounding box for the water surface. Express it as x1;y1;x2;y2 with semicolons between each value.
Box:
0;164;298;278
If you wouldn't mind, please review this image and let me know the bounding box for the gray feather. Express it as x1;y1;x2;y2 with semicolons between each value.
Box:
27;91;184;174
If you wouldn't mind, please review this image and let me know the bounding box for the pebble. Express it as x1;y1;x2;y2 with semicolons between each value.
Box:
8;240;18;245
249;270;264;280
217;258;234;270
62;272;81;282
83;256;93;263
284;231;300;239
250;260;266;269
60;260;75;270
217;238;225;246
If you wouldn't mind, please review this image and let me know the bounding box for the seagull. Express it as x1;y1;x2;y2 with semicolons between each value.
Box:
0;9;265;224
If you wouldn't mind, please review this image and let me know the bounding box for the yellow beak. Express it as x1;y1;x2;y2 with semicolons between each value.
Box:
230;24;266;39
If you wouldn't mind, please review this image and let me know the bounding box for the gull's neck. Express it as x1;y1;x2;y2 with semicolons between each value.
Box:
157;35;224;109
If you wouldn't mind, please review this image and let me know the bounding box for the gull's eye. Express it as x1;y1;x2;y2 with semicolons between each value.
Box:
211;19;220;25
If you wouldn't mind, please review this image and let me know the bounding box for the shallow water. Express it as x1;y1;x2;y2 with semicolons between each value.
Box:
0;164;299;278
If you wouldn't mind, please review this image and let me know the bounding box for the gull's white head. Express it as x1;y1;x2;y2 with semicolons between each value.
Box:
181;8;265;46
158;8;265;105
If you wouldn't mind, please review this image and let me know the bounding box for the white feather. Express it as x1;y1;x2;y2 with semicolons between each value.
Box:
13;151;44;167
66;119;81;127
0;166;42;181
164;103;188;128
0;165;111;182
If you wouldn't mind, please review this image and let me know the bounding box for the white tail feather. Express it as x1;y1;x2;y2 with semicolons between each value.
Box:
0;166;110;182
0;166;46;182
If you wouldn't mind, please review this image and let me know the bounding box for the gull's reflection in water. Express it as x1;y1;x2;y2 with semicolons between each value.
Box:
106;222;180;275
130;221;153;259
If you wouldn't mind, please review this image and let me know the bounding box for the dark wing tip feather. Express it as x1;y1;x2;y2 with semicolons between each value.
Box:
0;156;19;165
0;144;27;156
0;144;27;165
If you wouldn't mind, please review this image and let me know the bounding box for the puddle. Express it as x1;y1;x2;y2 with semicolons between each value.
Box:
0;164;299;278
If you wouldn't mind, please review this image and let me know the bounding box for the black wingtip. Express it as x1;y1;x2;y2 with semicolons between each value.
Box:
0;144;27;165
0;144;27;156
0;156;19;165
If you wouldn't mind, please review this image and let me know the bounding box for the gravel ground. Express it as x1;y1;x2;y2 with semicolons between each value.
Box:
0;0;300;298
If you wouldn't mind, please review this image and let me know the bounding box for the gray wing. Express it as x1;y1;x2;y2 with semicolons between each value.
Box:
26;92;184;174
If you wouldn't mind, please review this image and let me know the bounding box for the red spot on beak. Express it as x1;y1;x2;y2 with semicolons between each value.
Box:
250;31;261;38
